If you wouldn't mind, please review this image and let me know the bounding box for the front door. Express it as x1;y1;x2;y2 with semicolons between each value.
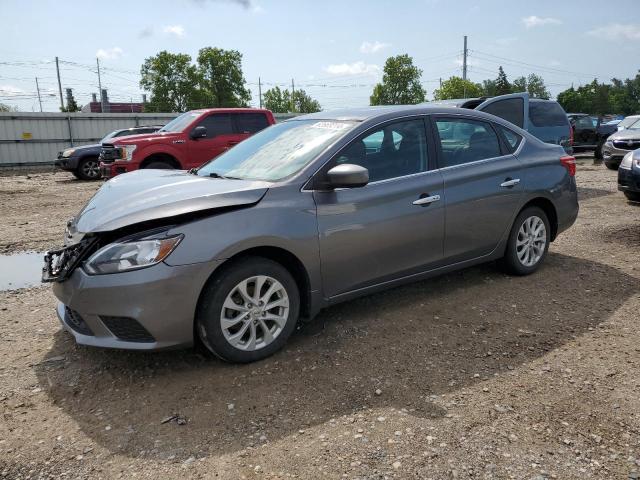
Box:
433;116;524;262
188;113;243;168
313;117;445;298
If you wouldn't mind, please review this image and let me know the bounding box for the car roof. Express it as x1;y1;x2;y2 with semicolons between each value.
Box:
190;108;272;114
292;104;516;123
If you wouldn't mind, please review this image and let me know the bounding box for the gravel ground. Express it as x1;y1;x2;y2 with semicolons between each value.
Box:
1;162;639;479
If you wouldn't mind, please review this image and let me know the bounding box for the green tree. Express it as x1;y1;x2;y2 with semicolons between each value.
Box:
370;54;426;105
197;47;251;107
481;79;497;97
495;66;511;96
0;103;18;112
433;76;483;100
511;73;551;99
140;51;204;112
264;86;322;113
61;91;80;112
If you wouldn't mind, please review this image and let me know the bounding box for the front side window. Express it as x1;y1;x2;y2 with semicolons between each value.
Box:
198;120;356;181
198;114;234;138
574;116;593;130
481;98;524;128
334;119;428;182
435;118;502;167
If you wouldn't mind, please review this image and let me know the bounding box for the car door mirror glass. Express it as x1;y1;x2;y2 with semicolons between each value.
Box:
191;126;207;139
326;164;369;189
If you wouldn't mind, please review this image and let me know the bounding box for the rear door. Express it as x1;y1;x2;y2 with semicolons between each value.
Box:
187;113;238;168
232;112;271;145
476;93;529;131
433;115;524;262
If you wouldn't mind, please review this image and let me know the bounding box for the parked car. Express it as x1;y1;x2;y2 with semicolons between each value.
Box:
44;105;578;363
618;149;640;201
55;125;163;180
431;93;572;151
567;113;617;159
603;126;640;169
99;108;276;179
616;115;640;131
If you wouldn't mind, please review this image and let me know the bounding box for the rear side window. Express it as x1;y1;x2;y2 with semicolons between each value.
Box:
235;113;270;134
529;102;568;127
198;114;234;137
496;125;523;153
480;98;524;128
435;118;502;168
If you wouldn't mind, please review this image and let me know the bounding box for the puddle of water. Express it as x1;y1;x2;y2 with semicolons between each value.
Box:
0;252;45;291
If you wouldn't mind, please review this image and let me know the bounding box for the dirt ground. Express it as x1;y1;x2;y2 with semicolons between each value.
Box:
1;161;639;479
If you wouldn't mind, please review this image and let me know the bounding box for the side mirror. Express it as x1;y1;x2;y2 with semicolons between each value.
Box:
326;164;369;189
190;126;207;140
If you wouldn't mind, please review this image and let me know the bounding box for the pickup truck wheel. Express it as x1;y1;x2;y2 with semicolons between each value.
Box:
500;207;550;276
144;161;174;170
196;257;300;363
594;140;604;160
76;157;102;180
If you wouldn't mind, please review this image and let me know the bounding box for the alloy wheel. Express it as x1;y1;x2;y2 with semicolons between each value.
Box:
516;215;547;267
81;160;100;179
220;275;289;351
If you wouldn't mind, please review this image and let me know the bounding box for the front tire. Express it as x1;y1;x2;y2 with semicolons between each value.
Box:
604;161;618;171
144;161;174;170
501;207;550;276
76;157;102;180
594;140;604;160
196;257;300;363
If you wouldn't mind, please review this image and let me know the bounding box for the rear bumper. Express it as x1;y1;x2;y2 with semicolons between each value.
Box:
52;259;221;351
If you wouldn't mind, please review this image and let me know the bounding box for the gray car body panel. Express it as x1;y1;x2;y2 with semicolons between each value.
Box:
51;105;579;351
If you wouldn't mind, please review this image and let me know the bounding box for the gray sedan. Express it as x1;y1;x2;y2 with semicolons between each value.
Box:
44;106;579;363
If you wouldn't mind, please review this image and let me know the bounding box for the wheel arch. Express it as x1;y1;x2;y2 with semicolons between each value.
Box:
140;152;182;169
518;197;558;241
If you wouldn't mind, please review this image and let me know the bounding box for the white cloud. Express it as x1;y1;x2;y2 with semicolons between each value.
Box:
96;47;123;60
587;23;640;41
324;61;380;76
522;15;562;29
163;25;186;38
359;41;390;54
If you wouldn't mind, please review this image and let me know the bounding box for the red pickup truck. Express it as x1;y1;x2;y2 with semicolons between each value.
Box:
99;108;276;178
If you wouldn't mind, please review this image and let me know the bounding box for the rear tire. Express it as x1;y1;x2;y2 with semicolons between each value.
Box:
500;207;550;276
604;161;618;170
624;191;640;202
196;257;300;363
144;161;174;170
75;157;102;180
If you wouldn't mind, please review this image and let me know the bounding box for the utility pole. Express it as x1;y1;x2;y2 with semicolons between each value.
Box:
291;78;295;113
55;56;64;111
96;57;105;113
35;77;43;112
258;77;262;109
462;35;468;81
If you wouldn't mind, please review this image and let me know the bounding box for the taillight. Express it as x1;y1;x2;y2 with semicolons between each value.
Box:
560;155;576;177
569;126;574;146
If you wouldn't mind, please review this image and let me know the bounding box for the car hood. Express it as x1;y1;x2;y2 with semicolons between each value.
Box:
66;143;100;154
71;169;270;235
609;129;640;141
108;131;179;145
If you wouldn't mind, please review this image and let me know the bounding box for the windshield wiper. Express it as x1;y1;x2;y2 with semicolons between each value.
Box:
208;172;242;180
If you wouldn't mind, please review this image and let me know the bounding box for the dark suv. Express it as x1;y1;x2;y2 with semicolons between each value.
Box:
55;125;163;180
431;93;572;152
567;113;618;160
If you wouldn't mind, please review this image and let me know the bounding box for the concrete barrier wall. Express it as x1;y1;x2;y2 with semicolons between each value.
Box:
0;112;299;167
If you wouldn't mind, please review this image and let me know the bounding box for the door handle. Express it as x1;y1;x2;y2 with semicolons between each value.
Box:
413;194;441;206
500;178;520;188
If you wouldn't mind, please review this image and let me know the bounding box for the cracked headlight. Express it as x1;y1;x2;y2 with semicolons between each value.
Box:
84;233;183;275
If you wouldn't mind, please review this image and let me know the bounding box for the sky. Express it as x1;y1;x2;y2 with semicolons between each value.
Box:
1;0;639;112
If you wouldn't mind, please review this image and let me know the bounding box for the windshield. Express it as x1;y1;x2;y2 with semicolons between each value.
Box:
100;130;119;144
197;119;357;181
159;112;200;133
619;116;640;129
628;119;640;130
